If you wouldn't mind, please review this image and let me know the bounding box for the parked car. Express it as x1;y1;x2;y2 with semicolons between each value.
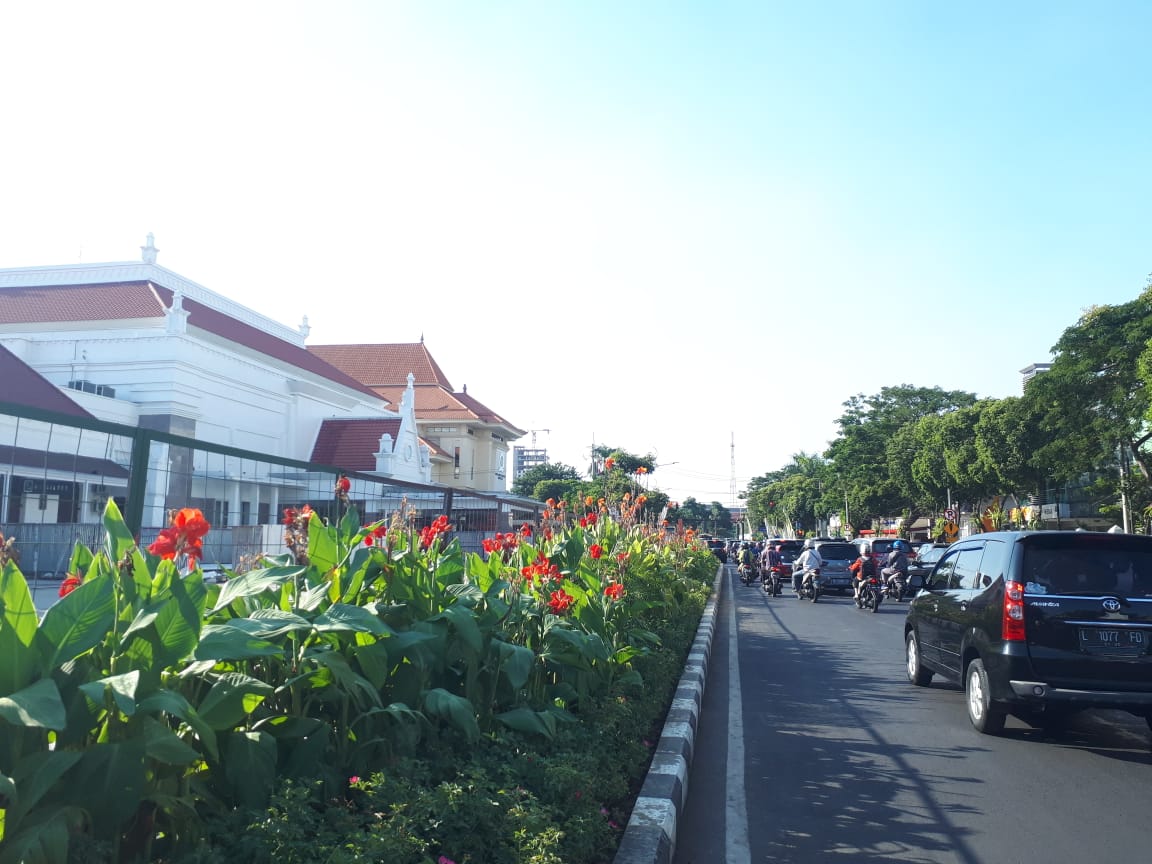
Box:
812;540;859;593
903;530;1152;734
907;543;949;591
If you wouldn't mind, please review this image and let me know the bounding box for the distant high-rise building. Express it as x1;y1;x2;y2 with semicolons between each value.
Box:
513;446;549;481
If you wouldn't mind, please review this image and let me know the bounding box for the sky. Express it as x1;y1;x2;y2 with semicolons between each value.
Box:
2;1;1150;506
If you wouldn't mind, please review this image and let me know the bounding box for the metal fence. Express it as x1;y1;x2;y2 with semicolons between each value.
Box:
0;400;541;578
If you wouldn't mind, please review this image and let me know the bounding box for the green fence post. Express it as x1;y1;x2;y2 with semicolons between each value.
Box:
124;428;152;535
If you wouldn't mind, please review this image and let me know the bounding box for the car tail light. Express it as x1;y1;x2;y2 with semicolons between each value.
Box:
1002;580;1026;641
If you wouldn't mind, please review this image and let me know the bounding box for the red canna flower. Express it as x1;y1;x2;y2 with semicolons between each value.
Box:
604;457;615;471
604;582;625;601
589;544;603;559
548;588;575;615
336;475;351;493
148;508;211;564
520;523;532;537
59;574;82;597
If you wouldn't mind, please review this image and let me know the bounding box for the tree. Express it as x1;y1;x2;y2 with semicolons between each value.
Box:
511;462;581;498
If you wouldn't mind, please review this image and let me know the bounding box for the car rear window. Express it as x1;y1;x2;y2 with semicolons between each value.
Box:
1022;536;1152;597
818;543;858;560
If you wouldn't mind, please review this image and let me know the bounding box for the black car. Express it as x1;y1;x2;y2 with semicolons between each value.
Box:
706;538;728;564
907;543;949;591
904;531;1152;734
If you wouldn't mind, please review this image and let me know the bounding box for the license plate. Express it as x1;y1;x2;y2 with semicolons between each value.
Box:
1078;628;1148;656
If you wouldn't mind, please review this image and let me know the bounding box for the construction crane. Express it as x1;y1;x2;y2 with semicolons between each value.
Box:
529;429;550;447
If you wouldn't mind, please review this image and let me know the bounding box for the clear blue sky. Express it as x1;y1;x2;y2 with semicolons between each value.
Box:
1;1;1149;505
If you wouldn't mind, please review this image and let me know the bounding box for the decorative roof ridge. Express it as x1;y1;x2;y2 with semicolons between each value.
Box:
0;262;306;346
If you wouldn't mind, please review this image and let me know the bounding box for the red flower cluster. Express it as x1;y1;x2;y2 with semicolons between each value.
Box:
578;512;599;528
520;523;532;537
521;552;561;585
59;573;82;598
604;582;625;601
548;588;575;615
420;514;451;549
481;532;521;555
335;475;351;493
589;544;603;559
148;508;211;562
363;522;389;546
282;505;314;525
604;457;615;471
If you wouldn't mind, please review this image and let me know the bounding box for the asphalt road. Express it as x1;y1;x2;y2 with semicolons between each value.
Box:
674;564;1152;864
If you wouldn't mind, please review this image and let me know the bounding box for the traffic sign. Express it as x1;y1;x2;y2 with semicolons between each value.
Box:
944;507;957;522
942;520;959;540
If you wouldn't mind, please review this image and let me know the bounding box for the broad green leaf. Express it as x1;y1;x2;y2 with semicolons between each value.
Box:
222;731;277;807
67;740;146;827
309;650;381;708
297;579;331;612
0;770;15;809
313;603;392;636
422;687;480;742
0;562;38;695
434;604;483;655
6;749;83;830
194;624;283;661
244;608;312;637
139;716;201;765
67;540;95;582
196;673;273;730
0;806;79;864
210;566;303;613
35;572;115;670
78;671;140;717
136;689;218;760
494;641;536;691
308;510;339;573
495;707;556;739
0;679;66;730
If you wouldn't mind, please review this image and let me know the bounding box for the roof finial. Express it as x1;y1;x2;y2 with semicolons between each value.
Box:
299;315;311;339
141;233;158;264
420;332;424;343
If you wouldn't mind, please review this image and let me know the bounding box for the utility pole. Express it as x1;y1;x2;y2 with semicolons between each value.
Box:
729;431;736;509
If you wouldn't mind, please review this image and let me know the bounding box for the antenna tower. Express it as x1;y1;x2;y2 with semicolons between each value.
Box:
730;431;736;507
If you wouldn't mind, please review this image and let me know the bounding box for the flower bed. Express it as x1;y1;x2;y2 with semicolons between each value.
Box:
0;497;713;864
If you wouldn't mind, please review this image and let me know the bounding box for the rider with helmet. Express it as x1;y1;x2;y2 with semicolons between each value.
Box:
793;538;824;596
881;539;911;594
850;549;877;602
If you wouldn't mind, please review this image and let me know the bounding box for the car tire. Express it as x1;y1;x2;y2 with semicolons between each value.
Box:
905;631;933;686
965;659;1006;734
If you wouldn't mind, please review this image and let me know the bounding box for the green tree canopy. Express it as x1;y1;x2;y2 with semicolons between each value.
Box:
511;462;581;498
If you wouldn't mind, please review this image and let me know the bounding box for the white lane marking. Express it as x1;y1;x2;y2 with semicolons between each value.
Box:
726;569;751;863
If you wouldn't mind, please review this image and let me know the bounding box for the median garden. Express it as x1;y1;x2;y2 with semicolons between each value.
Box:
0;496;715;864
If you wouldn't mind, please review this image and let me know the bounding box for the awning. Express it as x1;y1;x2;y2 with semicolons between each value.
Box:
909;517;931;530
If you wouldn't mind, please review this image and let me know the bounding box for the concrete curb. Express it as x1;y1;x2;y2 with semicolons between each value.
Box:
613;564;725;864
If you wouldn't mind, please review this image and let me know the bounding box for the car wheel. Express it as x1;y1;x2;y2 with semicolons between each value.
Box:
905;631;933;686
965;659;1006;734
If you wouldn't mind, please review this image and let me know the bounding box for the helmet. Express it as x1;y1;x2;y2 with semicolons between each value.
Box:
892;540;907;552
803;538;815;549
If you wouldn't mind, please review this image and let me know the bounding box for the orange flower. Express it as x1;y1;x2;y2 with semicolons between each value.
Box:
585;496;595;507
604;457;615;471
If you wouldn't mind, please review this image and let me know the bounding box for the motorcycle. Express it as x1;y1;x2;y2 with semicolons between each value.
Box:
739;560;758;586
763;564;785;596
881;572;907;602
857;575;883;612
795;566;821;603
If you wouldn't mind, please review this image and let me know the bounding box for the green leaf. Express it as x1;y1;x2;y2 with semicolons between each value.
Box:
422;688;480;743
139;716;201;766
0;562;38;696
196;672;273;730
494;641;536;691
243;608;313;637
0;806;79;864
136;689;218;760
297;579;331;612
210;566;303;613
313;603;393;636
67;740;146;827
308;511;339;573
194;624;283;662
309;650;382;708
6;749;83;831
78;671;141;717
434;604;483;655
495;707;557;739
35;572;115;670
222;731;278;807
0;679;66;730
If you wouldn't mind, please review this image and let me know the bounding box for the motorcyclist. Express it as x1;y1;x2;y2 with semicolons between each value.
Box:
737;542;756;582
850;550;877;602
881;539;910;594
793;538;823;596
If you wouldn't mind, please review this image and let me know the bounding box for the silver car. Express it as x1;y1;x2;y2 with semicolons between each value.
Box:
813;540;859;593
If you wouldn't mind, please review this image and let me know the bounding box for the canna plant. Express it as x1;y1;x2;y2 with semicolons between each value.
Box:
0;495;713;864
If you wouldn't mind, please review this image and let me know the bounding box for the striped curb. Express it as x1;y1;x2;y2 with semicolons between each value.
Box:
613;564;725;864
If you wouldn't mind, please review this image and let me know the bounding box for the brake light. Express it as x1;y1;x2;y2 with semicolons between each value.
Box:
1002;580;1026;641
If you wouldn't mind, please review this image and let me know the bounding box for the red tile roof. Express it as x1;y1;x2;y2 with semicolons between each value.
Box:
308;343;454;389
370;384;523;433
0;281;164;323
0;343;94;418
0;281;385;402
310;418;447;471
